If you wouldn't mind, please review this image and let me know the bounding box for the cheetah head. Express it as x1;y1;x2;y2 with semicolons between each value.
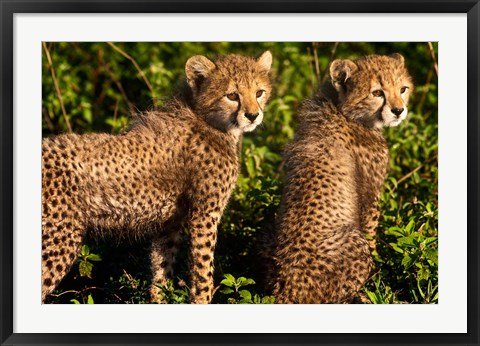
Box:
185;51;272;135
330;53;414;129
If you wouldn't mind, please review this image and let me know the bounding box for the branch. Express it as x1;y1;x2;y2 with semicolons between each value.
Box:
312;42;321;83
107;42;156;102
416;64;434;116
321;42;339;84
427;42;438;77
42;42;72;133
395;153;438;186
111;98;120;133
306;47;316;90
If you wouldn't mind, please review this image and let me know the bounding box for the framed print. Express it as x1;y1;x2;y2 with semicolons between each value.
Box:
1;1;478;345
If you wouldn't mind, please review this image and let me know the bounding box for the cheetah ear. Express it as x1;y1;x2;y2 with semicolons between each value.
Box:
390;53;405;65
256;51;272;72
185;55;216;90
330;59;358;92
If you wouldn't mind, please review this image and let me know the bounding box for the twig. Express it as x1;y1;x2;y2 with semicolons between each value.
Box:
276;158;286;175
395;153;438;186
98;46;136;112
396;164;424;186
312;42;321;83
42;107;55;133
111;98;120;133
416;64;434;116
103;63;136;111
49;290;81;297
212;284;221;297
322;42;339;84
107;42;156;102
49;286;100;298
42;42;72;133
427;42;438;76
306;47;316;90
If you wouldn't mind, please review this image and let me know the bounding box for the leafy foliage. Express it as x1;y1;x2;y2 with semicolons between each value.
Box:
42;42;438;304
154;280;190;304
216;274;275;304
77;245;102;278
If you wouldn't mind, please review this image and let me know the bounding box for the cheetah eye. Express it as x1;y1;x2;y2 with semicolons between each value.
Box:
226;92;239;101
256;90;265;98
372;90;384;97
400;86;409;94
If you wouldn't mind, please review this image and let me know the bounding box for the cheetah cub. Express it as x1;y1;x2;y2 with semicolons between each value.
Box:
42;51;272;304
270;54;413;303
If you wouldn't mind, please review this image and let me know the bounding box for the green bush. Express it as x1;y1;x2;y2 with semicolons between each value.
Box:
42;42;438;304
216;274;275;304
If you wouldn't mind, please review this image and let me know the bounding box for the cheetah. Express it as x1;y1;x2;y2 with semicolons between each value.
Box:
269;54;413;303
42;51;273;304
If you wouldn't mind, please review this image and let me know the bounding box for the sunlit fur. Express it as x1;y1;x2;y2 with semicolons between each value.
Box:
331;54;414;129
41;51;272;304
266;54;413;304
186;52;272;136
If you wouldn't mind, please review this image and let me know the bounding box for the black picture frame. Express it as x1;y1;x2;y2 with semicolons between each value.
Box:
1;1;478;345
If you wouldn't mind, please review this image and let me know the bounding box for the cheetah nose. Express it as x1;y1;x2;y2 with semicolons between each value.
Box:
245;112;259;122
391;107;404;117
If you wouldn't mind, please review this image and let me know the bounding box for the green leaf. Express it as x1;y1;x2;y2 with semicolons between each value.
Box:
425;202;432;213
236;277;247;287
82;107;93;125
261;296;276;304
404;219;415;234
364;289;380;304
417;267;430;282
424;248;438;265
244;278;256;286
79;261;93;278
218;288;234;295
80;245;90;257
173;289;188;297
70;299;80;304
398;236;416;246
236;277;255;287
389;243;404;254
87;294;94;304
220;274;235;287
424;237;438;246
238;289;252;303
385;226;404;237
245;157;256;177
87;253;102;262
401;254;414;268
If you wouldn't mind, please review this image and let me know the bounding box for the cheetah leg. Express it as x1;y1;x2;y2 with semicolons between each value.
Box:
41;220;84;303
363;200;381;252
188;213;219;304
149;230;182;303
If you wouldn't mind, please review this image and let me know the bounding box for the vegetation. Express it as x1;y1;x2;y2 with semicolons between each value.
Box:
42;42;438;304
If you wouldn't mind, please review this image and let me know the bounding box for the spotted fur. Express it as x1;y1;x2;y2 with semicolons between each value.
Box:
269;54;413;303
42;51;272;304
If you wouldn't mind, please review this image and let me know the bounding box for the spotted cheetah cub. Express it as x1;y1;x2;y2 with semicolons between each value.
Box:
270;54;413;303
42;51;272;304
